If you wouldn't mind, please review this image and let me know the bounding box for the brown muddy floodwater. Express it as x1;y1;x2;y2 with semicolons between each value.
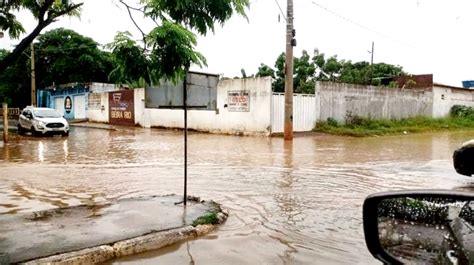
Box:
1;127;473;264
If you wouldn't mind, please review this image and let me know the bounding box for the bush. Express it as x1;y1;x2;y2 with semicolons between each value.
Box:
345;111;365;126
327;117;338;127
451;105;474;119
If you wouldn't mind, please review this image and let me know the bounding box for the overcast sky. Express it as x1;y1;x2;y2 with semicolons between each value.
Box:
1;0;473;86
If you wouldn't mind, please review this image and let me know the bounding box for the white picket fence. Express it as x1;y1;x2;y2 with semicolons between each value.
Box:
271;93;317;133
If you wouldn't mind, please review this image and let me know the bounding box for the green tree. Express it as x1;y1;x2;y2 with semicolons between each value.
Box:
106;31;149;86
294;50;316;93
255;63;275;78
273;53;285;92
0;49;30;107
109;0;249;84
35;28;114;88
0;0;83;72
0;28;115;106
257;49;405;93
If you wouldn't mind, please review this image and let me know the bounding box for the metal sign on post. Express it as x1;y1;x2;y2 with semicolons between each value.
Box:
145;71;219;206
183;69;188;206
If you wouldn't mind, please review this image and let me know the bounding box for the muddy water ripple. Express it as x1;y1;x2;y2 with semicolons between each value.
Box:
1;128;473;264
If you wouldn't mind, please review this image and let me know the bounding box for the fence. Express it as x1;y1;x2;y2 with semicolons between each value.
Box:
0;108;20;118
271;93;317;133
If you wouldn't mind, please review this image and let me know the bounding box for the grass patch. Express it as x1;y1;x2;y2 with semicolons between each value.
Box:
191;200;222;227
192;212;219;226
314;106;474;137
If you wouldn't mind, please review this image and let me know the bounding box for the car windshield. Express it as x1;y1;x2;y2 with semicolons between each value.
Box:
33;109;61;118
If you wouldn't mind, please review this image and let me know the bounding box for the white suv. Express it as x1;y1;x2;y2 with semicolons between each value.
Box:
18;107;69;136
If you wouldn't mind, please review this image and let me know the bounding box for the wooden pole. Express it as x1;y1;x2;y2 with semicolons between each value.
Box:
31;42;36;107
284;0;294;140
2;103;8;143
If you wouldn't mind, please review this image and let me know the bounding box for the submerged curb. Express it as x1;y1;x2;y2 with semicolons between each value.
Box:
23;207;229;265
69;123;118;131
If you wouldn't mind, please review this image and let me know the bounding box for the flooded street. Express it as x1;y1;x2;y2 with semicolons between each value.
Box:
1;128;473;264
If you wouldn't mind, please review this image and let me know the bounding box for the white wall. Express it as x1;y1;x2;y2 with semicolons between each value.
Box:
316;82;434;122
87;92;109;123
89;83;118;93
432;85;474;117
132;77;273;135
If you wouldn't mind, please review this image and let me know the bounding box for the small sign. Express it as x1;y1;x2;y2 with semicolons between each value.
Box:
228;90;250;112
64;96;72;114
109;90;135;125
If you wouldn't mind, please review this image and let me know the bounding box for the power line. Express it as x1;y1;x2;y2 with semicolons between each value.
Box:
274;0;287;22
308;0;416;49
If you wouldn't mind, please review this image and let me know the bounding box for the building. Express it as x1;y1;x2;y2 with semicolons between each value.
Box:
37;83;119;120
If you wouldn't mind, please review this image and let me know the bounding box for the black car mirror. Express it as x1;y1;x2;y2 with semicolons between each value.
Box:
363;190;474;264
453;140;474;177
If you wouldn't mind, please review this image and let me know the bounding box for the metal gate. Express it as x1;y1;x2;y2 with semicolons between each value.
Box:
73;95;86;119
271;93;317;133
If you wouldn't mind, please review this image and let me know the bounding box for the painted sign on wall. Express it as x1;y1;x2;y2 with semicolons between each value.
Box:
228;90;250;112
64;96;72;114
109;90;135;125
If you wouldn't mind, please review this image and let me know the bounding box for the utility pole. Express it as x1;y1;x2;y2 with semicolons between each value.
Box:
2;103;8;143
284;0;295;140
31;42;36;107
368;41;374;84
370;41;374;65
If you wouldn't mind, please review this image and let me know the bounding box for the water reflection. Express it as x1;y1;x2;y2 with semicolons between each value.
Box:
63;140;69;163
38;141;45;163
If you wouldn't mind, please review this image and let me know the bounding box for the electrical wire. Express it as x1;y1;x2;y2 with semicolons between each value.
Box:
308;0;415;48
274;0;287;22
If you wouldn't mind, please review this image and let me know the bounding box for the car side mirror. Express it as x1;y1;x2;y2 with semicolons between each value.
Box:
363;190;474;264
453;140;474;177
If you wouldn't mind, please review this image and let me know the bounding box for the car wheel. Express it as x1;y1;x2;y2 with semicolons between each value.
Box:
62;131;69;137
31;126;38;136
17;124;24;135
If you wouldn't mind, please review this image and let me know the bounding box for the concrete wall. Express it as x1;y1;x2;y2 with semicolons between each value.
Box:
89;83;118;93
89;77;273;135
87;92;109;123
316;81;434;122
432;85;474;118
140;77;273;135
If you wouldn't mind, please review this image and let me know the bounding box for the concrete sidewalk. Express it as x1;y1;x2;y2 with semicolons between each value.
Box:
69;121;119;131
0;195;223;264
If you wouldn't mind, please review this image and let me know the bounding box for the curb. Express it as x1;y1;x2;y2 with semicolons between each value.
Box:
69;124;118;131
22;209;228;265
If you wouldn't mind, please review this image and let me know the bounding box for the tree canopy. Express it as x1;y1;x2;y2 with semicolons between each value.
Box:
108;0;249;85
35;28;114;87
0;0;83;72
0;1;250;105
256;49;405;93
0;28;114;107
